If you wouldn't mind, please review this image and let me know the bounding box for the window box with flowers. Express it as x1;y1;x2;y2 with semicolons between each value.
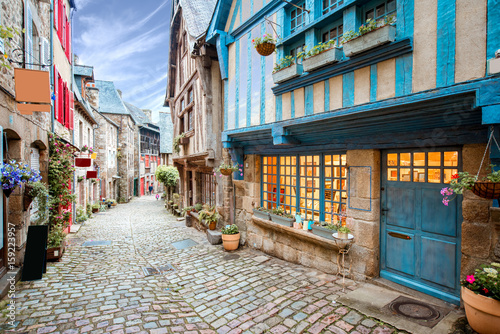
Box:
269;206;294;227
342;16;396;58
272;55;303;84
302;40;343;72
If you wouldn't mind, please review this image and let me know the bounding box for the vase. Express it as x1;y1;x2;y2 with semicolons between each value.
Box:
337;231;349;239
222;233;240;251
462;287;500;334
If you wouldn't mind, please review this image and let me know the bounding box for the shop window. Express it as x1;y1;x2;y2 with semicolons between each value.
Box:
322;23;343;45
364;0;396;23
386;151;458;183
261;153;347;223
290;2;306;33
322;0;344;14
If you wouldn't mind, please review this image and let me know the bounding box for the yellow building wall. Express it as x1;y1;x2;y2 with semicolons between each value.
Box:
313;82;325;113
294;88;305;118
377;59;396;100
282;92;292;120
413;0;437;92
329;76;343;110
354;67;371;105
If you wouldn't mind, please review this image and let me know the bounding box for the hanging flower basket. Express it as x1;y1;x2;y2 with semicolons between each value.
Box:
471;181;500;199
219;168;233;176
255;42;276;56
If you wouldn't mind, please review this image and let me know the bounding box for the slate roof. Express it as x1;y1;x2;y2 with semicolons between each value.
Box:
180;0;217;39
159;112;173;154
124;101;150;125
74;65;94;77
93;80;130;116
72;78;97;125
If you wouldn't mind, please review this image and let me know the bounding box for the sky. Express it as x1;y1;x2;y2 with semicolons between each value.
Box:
73;0;172;122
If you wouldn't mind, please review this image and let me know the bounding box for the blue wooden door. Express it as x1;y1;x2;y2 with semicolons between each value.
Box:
0;126;5;278
380;149;462;304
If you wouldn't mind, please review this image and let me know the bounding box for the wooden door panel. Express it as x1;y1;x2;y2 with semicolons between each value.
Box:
386;186;415;229
420;237;457;289
385;229;415;276
421;189;458;237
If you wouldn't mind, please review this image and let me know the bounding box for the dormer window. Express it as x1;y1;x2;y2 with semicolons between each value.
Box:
365;0;396;22
290;2;306;33
322;0;344;15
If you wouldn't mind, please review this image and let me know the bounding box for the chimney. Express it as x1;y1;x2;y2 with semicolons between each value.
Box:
117;89;123;98
142;109;152;122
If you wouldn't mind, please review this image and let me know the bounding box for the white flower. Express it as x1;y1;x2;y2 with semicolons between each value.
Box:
484;268;498;275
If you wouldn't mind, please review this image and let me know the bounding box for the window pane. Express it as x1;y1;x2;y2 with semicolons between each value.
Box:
388;153;398;166
291;10;296;19
444;151;458;167
400;153;411;166
330;27;338;39
444;169;458;184
388;168;397;181
338;24;343;36
366;9;374;21
428;169;441;183
387;0;396;12
413;169;425;182
323;0;329;11
400;168;411;182
413;152;425;166
376;4;385;18
428;152;441;166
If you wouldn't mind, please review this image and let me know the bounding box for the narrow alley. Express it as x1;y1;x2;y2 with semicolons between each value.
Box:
1;197;410;334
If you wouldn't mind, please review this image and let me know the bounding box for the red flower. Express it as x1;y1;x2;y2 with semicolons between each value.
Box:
451;174;459;179
483;288;489;294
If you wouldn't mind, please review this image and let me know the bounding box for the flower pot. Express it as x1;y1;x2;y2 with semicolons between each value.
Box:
462;286;500;334
253;209;270;220
269;213;294;227
471;181;500;199
47;242;66;261
272;63;303;84
255;42;275;56
220;168;233;176
208;221;216;230
343;25;396;57
222;233;240;251
311;225;336;240
92;207;99;213
23;183;34;211
302;47;343;72
337;231;349;239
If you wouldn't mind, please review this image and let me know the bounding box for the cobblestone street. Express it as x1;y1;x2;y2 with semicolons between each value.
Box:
1;197;408;334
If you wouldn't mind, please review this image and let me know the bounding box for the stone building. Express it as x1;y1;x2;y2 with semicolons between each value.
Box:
165;0;223;215
159;111;174;167
73;65;98;212
0;0;52;280
207;0;500;305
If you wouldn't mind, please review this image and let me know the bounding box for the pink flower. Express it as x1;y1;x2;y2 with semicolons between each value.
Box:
66;144;70;147
239;168;242;171
240;173;243;176
219;174;223;177
466;275;475;284
56;149;59;152
442;198;449;206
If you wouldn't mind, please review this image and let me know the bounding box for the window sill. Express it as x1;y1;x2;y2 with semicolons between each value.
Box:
251;215;342;250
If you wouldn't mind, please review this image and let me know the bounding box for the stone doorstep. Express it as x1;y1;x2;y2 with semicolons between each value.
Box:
206;229;222;245
0;268;22;300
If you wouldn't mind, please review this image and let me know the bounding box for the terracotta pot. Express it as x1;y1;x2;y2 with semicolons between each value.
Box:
462;286;500;334
222;233;240;251
208;221;216;230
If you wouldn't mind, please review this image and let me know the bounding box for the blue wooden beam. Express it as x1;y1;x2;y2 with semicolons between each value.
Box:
272;125;300;145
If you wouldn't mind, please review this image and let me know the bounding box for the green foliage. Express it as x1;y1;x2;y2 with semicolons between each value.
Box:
194;203;203;212
273;55;296;73
182;206;194;216
155;165;180;187
461;262;500;301
77;176;85;182
76;206;87;223
252;34;277;46
0;25;22;69
173;133;185;154
199;205;219;224
304;39;338;58
47;225;65;248
338;225;351;234
92;203;100;209
86;203;92;216
272;206;294;219
341;14;396;44
28;181;49;225
221;224;239;235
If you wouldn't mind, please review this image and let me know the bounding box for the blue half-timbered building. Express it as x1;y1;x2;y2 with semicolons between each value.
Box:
206;0;500;304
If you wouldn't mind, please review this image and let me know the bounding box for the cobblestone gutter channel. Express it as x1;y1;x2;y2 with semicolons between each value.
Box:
0;197;408;334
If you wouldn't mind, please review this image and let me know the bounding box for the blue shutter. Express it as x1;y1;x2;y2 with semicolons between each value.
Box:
24;0;33;69
0;126;3;251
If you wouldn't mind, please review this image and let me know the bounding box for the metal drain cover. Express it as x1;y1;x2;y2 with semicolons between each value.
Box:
142;264;175;276
82;240;112;246
383;296;450;328
171;239;198;250
223;254;240;261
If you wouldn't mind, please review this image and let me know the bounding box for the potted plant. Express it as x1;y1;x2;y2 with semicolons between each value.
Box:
342;15;396;57
253;207;270;220
336;225;351;239
76;206;88;223
221;224;240;251
1;160;42;198
173;133;186;154
269;206;294;227
252;34;277;56
77;176;85;183
194;203;203;212
92;203;100;213
441;166;500;205
25;181;49;219
461;262;500;333
302;40;342;72
215;162;241;176
311;221;338;240
47;225;66;261
199;205;219;230
272;55;304;84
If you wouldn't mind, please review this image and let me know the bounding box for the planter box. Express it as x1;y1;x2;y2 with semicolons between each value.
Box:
269;213;294;227
272;63;303;84
47;242;65;261
86;171;98;178
311;225;336;240
253;209;270;220
343;25;396;57
303;47;342;72
179;137;189;145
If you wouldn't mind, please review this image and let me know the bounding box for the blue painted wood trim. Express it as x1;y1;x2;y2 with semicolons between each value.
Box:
276;94;283;121
343;5;359;36
436;0;456;87
324;80;330;112
260;23;266;125
224;79;228;131
251;0;254;15
206;0;233;43
305;85;314;115
272;39;413;95
228;0;242;33
216;33;229;80
487;0;500;59
231;0;285;38
397;0;414;39
291;91;295;119
247;33;252;127
370;65;377;102
342;72;354;108
395;54;413;97
235;39;240;128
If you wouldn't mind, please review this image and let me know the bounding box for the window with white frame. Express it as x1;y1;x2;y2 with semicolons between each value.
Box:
289;2;306;33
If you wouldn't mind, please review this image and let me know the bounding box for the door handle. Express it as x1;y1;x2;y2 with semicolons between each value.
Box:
388;232;412;240
381;208;389;212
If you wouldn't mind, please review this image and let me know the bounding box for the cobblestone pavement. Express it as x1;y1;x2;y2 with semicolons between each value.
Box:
1;196;409;334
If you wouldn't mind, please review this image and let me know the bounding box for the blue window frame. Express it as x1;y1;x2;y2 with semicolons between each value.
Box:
364;0;396;22
322;0;344;15
322;22;343;44
289;42;305;59
290;2;306;33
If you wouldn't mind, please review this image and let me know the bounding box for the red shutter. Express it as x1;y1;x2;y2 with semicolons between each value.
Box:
67;19;71;63
54;67;59;121
58;76;64;123
59;1;63;41
69;91;74;130
62;9;66;51
64;83;70;128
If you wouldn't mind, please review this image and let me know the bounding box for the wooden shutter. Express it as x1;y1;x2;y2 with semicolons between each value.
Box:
67;18;71;63
69;91;74;130
58;75;64;123
58;1;63;40
64;83;69;128
62;6;66;52
24;0;33;69
54;0;59;33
